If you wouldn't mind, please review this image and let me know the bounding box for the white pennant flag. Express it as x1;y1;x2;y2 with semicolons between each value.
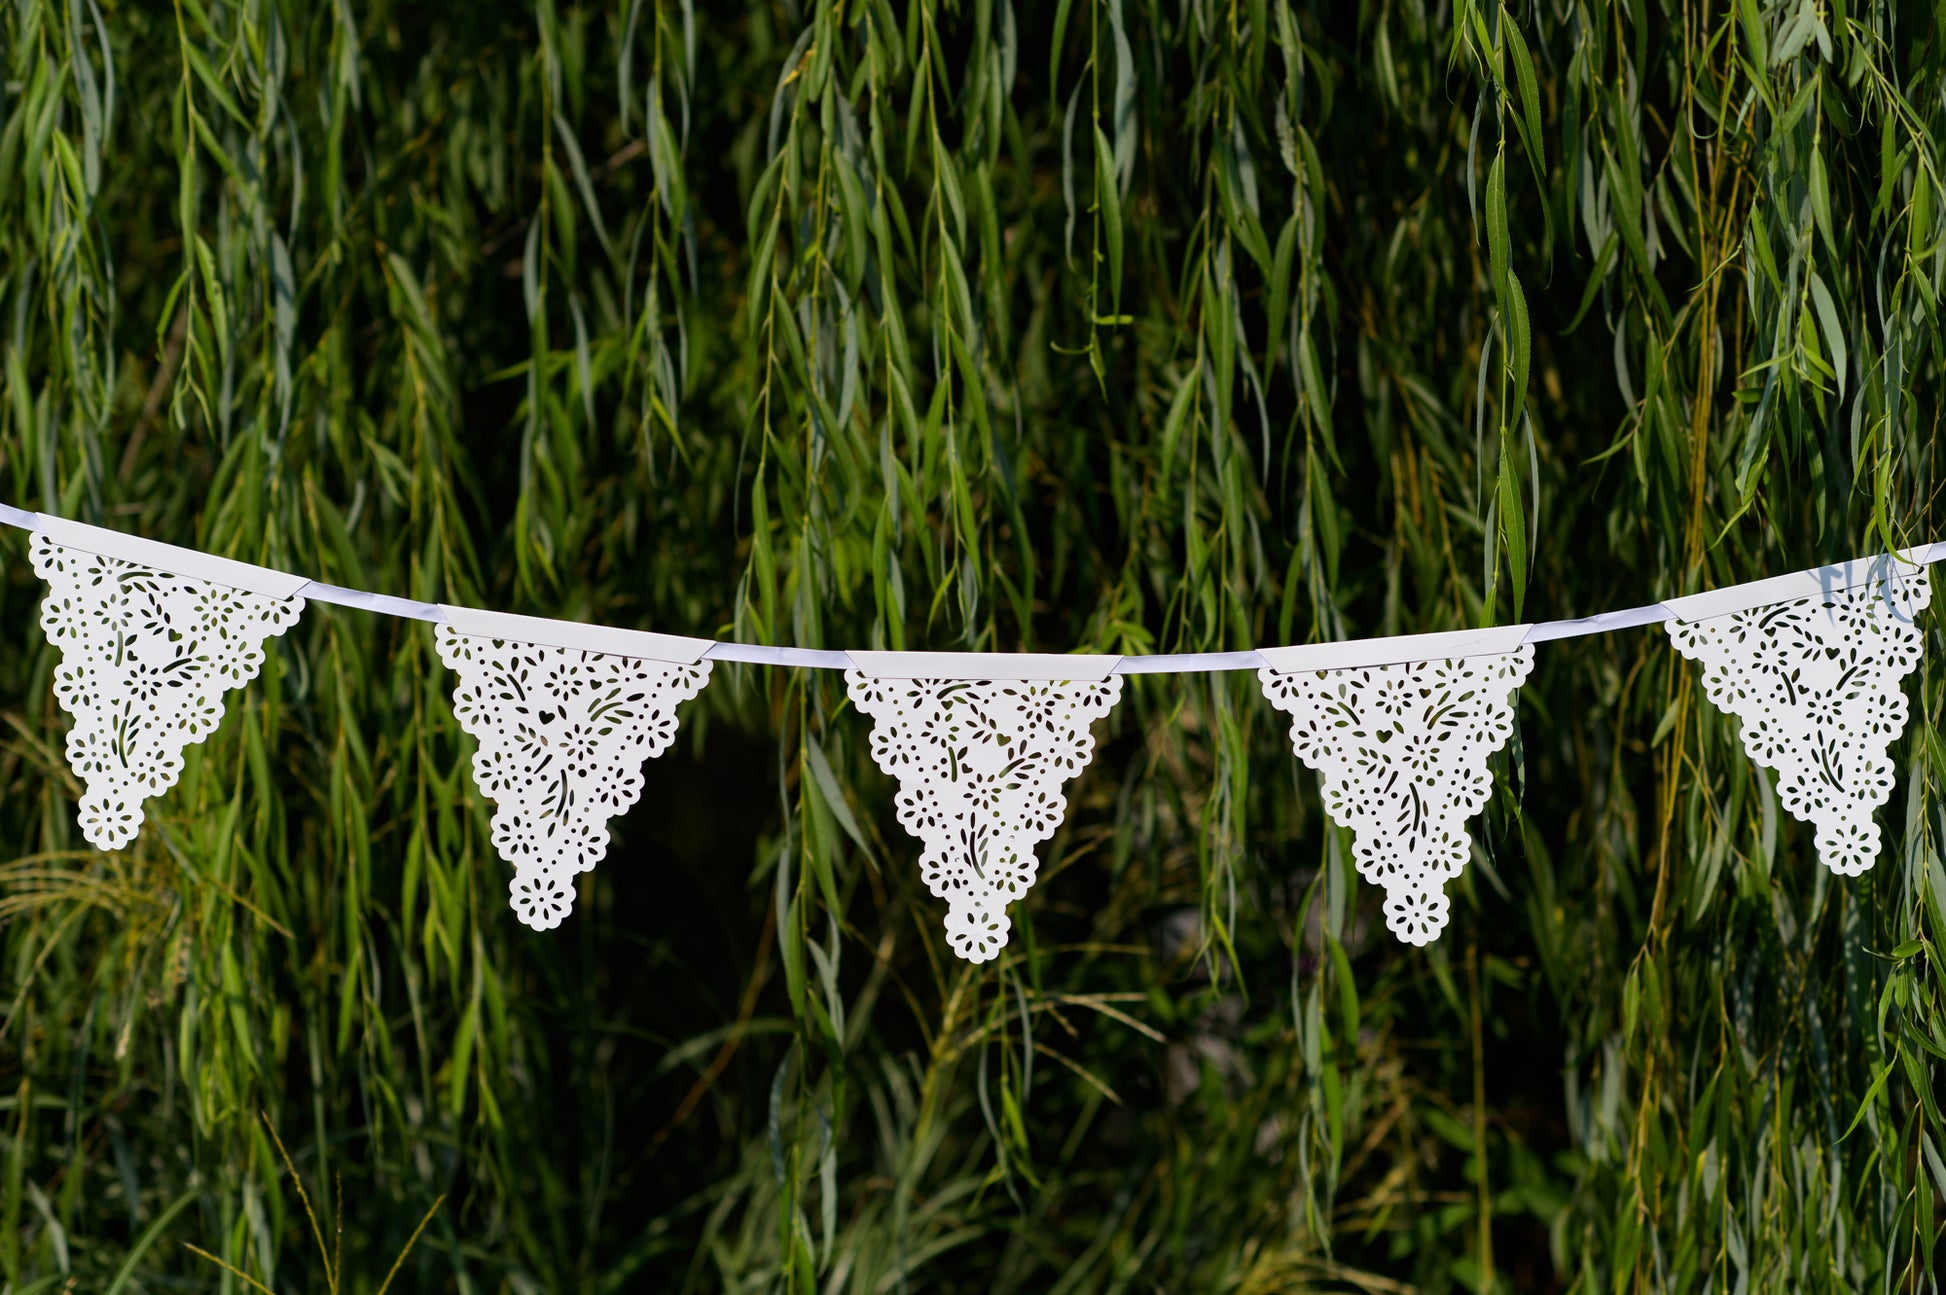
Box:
436;609;714;930
1259;630;1534;945
846;653;1123;963
29;519;308;849
1665;555;1931;874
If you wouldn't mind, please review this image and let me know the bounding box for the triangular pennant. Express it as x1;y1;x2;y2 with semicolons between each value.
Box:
1666;566;1930;874
435;618;712;930
1259;647;1534;945
30;534;306;849
846;666;1123;963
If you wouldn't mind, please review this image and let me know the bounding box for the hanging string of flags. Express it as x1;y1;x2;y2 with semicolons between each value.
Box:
3;502;1938;960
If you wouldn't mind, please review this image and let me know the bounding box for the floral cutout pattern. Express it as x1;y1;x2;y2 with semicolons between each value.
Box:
436;627;711;929
1667;571;1930;875
846;672;1123;963
1260;648;1534;945
31;535;305;849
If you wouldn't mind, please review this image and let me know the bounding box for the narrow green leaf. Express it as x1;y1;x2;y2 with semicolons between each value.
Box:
1325;936;1359;1041
1048;0;1075;106
1505;268;1531;414
181;42;249;129
1094;125;1123;313
1268;211;1298;366
1498;442;1527;616
1486;152;1511;306
1157;369;1197;498
1808;148;1837;263
807;737;874;865
104;1187;202;1295
1565;232;1618;331
1840;1061;1896;1141
448;998;479;1118
1807;271;1848;398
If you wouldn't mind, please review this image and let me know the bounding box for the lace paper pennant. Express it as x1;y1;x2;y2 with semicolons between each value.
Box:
1666;569;1930;874
436;626;711;930
31;534;306;849
846;669;1123;963
1260;648;1534;945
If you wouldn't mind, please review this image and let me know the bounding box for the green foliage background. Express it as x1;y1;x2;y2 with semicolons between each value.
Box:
1;0;1944;1290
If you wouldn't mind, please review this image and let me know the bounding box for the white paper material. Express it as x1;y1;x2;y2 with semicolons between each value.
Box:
1663;548;1933;622
304;581;443;622
436;626;712;929
847;667;1123;962
439;604;712;663
31;534;306;848
1260;647;1534;945
1116;649;1267;674
1523;603;1673;642
1667;566;1930;874
705;641;854;670
34;514;310;600
1256;625;1533;672
846;650;1123;681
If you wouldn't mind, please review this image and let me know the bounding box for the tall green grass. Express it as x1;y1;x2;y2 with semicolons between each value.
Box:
1;0;1942;1290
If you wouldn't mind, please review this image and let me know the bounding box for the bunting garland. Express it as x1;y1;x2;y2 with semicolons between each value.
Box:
1664;560;1931;875
4;507;1941;961
845;656;1124;963
434;609;714;930
28;524;307;849
1258;635;1534;946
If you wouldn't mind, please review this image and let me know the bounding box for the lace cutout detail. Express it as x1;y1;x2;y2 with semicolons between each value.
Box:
1667;572;1930;875
31;535;305;849
1260;649;1534;945
436;627;711;929
846;672;1123;963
